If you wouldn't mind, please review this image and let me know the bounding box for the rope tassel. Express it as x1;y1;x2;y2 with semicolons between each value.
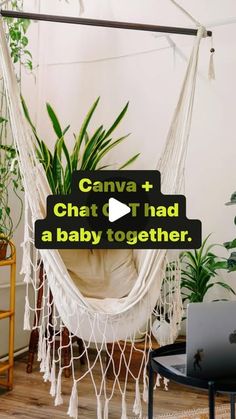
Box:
97;395;102;419
164;377;169;391
103;399;109;419
37;326;43;362
142;375;148;403
79;0;84;15
67;381;78;418
121;394;127;419
154;373;161;389
208;47;216;80
23;296;31;330
55;370;63;406
43;344;51;382
133;380;142;417
40;338;47;373
50;361;56;397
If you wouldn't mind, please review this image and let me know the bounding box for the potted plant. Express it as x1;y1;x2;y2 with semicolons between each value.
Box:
21;96;140;194
180;235;235;305
0;0;33;260
0;139;23;259
224;191;236;271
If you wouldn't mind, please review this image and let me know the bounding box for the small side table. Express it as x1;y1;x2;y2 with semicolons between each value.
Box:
148;342;236;419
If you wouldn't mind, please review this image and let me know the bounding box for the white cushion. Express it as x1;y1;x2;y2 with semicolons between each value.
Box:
59;249;137;299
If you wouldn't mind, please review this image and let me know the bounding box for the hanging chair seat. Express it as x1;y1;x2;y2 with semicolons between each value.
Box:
59;248;138;299
41;243;165;341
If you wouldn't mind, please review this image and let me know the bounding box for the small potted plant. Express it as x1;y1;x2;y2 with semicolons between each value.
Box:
0;141;23;260
180;235;235;305
224;191;236;271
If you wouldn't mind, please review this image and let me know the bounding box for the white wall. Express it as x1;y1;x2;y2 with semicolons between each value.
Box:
4;0;236;355
32;0;236;300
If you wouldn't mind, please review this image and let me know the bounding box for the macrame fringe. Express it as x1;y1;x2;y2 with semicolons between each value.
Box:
79;0;84;15
208;35;215;81
208;48;215;80
23;296;31;330
103;399;109;419
121;394;127;419
154;373;161;389
20;245;31;283
164;377;169;391
133;380;142;417
40;338;47;373
97;395;102;419
67;381;78;419
50;361;56;397
37;326;43;361
55;370;63;406
20;196;31;284
43;344;51;382
142;374;148;403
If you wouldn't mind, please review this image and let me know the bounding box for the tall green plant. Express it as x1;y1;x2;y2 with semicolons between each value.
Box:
0;1;33;245
22;97;140;195
0;90;23;241
180;235;235;304
224;191;236;272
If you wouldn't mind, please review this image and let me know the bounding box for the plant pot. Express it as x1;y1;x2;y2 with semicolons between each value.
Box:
0;241;8;260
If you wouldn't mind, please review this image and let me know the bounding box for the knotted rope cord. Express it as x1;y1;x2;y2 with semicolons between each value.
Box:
0;14;204;417
169;0;201;28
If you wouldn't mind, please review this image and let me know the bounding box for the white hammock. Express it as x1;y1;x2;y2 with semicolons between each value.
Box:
0;17;206;418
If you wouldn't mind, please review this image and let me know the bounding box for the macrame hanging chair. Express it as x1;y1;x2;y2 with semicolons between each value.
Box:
0;12;207;419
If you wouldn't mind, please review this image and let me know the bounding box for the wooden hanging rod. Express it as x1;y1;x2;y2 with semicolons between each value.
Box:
0;10;212;37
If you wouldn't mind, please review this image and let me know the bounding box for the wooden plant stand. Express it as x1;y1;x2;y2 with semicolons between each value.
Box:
26;261;86;377
0;241;16;390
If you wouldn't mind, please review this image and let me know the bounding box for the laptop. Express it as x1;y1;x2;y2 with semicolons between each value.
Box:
154;301;236;379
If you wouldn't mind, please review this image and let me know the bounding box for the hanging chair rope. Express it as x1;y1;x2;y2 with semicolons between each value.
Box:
0;18;205;418
169;0;202;28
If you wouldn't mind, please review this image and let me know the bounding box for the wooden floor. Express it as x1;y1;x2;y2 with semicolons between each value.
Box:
0;353;230;418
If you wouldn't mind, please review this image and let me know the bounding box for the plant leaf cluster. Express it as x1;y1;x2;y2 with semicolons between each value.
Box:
180;235;235;304
22;97;140;195
224;192;236;272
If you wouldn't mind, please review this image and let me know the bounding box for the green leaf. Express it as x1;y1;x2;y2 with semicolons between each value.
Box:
21;96;42;146
119;153;140;170
224;239;236;250
46;103;63;139
214;281;236;295
81;126;104;169
91;134;130;170
24;50;32;59
25;60;33;71
22;19;31;34
21;36;28;47
102;102;129;141
71;98;100;172
78;97;100;144
40;140;52;171
52;137;65;194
